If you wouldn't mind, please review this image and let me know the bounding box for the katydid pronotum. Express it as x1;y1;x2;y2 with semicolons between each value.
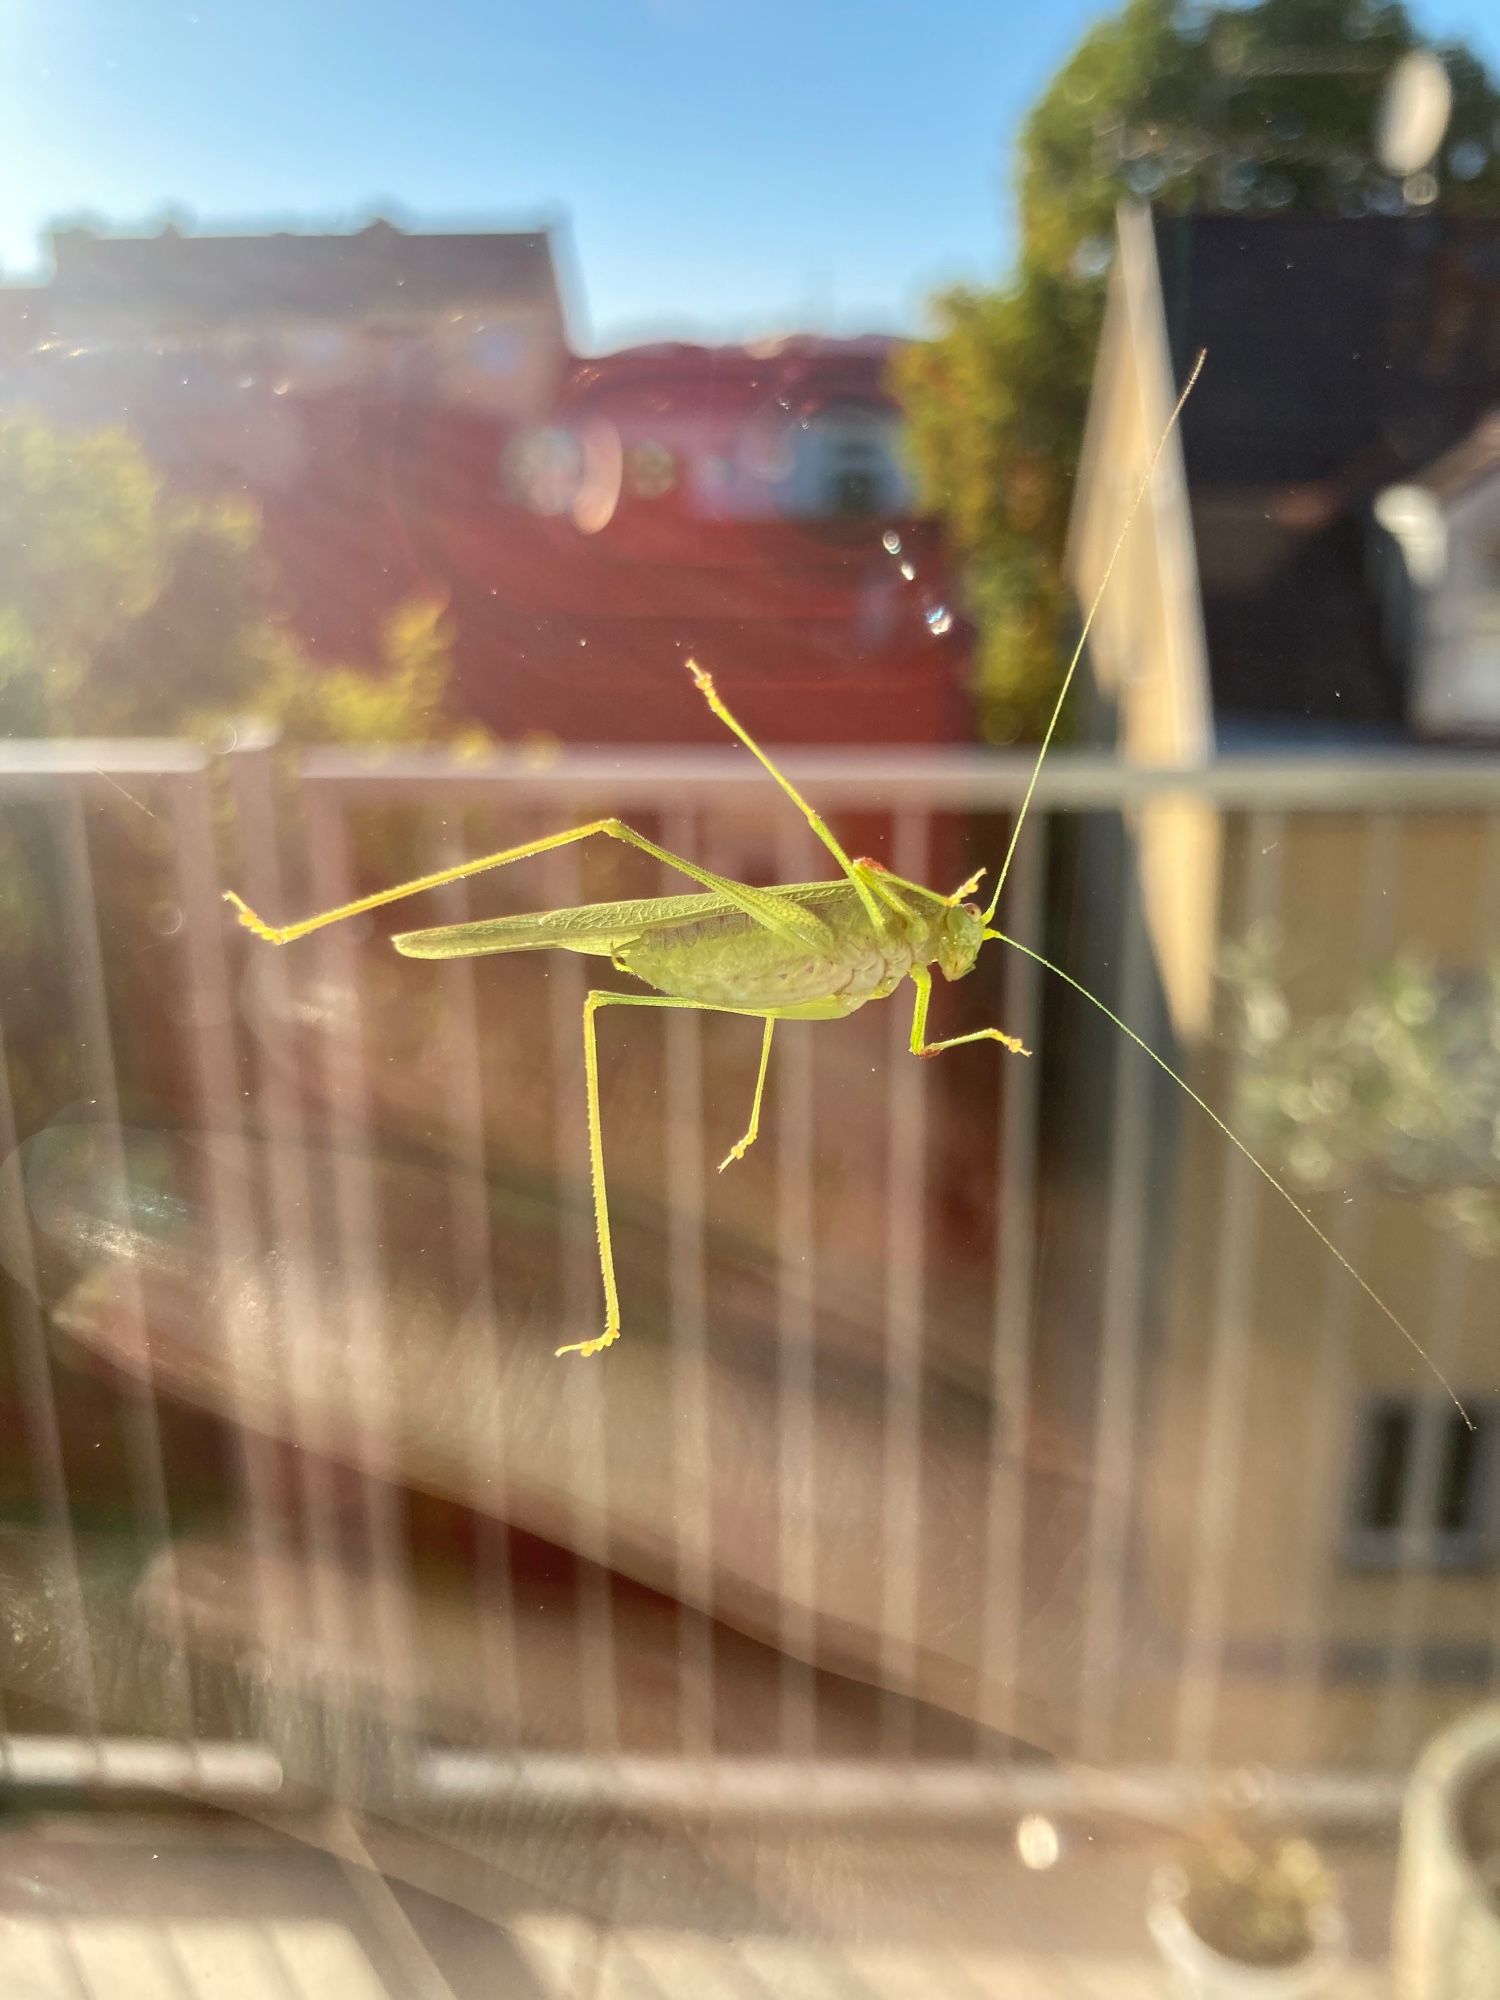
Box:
223;353;1465;1418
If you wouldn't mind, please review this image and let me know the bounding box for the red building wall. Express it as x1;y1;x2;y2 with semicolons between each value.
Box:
254;338;972;747
0;230;973;750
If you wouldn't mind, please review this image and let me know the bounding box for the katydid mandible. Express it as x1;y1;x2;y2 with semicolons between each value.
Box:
223;354;1465;1420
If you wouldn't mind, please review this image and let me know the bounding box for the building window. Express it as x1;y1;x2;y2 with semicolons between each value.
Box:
1347;1397;1496;1569
828;461;881;517
767;400;911;520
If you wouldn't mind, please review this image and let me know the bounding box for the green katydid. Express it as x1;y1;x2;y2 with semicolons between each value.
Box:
223;354;1465;1418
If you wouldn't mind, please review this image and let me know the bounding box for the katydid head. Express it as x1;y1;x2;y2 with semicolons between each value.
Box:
936;899;986;982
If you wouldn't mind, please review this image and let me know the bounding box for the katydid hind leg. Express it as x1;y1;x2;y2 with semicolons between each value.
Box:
226;814;829;954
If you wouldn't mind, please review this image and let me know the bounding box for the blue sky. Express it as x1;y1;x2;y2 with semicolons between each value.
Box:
3;0;1498;349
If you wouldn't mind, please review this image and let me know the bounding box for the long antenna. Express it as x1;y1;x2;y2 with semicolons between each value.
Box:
986;928;1472;1427
984;349;1206;924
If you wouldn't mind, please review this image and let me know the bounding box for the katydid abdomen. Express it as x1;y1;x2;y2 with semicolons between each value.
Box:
617;891;929;1013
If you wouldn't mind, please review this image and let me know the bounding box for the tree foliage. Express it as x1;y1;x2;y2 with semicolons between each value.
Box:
1225;933;1500;1256
0;412;467;745
895;0;1500;741
0;411;477;1136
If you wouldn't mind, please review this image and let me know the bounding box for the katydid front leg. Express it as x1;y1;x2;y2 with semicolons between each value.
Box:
907;965;1030;1060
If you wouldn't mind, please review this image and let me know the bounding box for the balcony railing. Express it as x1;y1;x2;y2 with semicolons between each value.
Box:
4;738;1500;1829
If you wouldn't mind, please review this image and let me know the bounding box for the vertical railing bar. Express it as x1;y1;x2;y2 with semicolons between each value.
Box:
1374;1239;1470;1764
541;831;619;1753
322;1808;465;2000
0;1010;99;1737
879;811;930;1752
166;767;294;1744
662;807;715;1757
1376;809;1500;1763
426;814;522;1735
303;787;418;1773
977;818;1045;1749
249;1927;314;2000
52;790;196;1742
226;743;358;1783
1281;811;1402;1765
774;815;820;1757
1486;990;1500;1690
155;1927;220;2000
1175;811;1285;1768
259;1925;331;2000
53;1925;123;2000
1076;841;1155;1764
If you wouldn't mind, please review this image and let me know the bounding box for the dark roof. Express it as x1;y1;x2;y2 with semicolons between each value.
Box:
1153;211;1500;730
561;336;904;421
2;218;563;339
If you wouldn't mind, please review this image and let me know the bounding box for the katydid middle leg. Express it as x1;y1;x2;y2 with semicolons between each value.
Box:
560;990;783;1358
719;1017;776;1173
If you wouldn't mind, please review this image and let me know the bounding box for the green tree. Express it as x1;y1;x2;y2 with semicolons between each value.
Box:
0;411;477;1135
0;413;467;745
895;0;1500;741
1225;933;1500;1256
